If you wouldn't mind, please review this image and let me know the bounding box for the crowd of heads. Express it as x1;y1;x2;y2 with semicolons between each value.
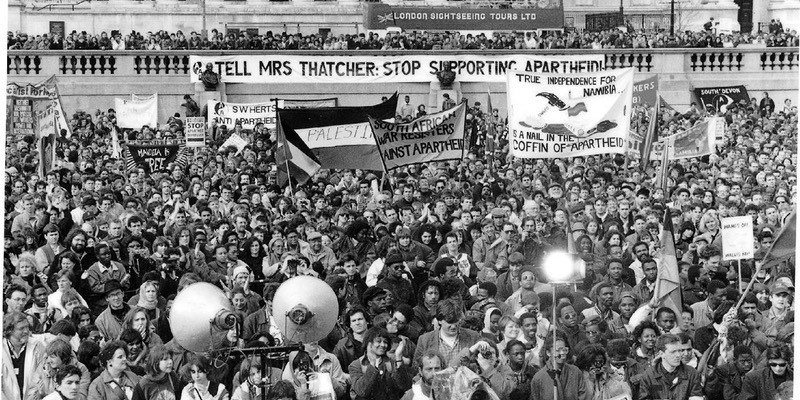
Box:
8;24;800;52
2;78;797;400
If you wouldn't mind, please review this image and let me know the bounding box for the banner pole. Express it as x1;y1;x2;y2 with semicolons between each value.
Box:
738;259;743;292
286;159;294;195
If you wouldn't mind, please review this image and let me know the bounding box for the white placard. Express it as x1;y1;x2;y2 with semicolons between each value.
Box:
721;216;754;260
185;117;206;147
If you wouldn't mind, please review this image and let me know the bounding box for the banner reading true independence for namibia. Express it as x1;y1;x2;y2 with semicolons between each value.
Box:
370;103;466;170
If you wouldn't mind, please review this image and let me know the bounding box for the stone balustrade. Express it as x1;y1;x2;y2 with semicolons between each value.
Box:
8;48;798;77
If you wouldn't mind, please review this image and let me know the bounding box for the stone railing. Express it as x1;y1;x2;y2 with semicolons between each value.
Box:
7;48;798;77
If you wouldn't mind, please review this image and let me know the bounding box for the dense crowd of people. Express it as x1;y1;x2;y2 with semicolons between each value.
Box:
3;74;797;400
7;25;800;51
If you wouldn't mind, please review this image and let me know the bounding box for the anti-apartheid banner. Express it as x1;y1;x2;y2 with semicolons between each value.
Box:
208;100;277;130
694;85;750;113
127;144;184;174
115;95;158;129
364;3;563;30
667;120;714;160
370;103;466;170
632;76;658;107
507;68;634;158
189;54;604;84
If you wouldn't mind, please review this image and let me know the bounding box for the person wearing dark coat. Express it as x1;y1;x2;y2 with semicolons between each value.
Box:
738;345;793;400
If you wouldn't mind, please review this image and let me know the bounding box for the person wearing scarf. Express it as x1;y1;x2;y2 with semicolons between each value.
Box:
135;281;161;323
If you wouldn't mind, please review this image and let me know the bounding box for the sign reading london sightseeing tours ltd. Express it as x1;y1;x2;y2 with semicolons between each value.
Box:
364;3;564;30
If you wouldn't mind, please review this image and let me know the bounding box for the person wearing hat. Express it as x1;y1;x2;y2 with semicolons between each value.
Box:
362;286;391;320
302;230;338;273
85;243;130;316
94;280;131;342
762;282;793;343
375;252;415;308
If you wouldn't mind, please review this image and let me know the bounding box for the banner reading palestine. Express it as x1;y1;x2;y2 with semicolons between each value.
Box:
276;94;398;171
126;144;185;174
370;103;466;170
507;68;633;158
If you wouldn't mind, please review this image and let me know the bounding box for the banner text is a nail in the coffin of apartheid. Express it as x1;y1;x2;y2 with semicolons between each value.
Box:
506;68;634;159
127;144;184;174
189;54;604;84
370;103;467;171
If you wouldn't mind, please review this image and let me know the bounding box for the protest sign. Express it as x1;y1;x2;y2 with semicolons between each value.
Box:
632;76;658;107
115;95;158;129
189;54;604;84
208;100;277;130
185;117;206;147
708;116;726;140
721;216;754;260
694;85;750;113
126;143;184;173
370;103;466;170
219;133;248;154
7;76;72;137
506;68;633;158
667;120;714;160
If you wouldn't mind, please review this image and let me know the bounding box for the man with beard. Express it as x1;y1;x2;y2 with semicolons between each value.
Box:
400;351;445;400
94;280;130;342
84;244;130;315
54;230;97;276
583;282;620;328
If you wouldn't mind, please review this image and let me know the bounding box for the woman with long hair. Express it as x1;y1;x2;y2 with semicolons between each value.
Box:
121;306;163;348
131;344;183;400
180;354;229;400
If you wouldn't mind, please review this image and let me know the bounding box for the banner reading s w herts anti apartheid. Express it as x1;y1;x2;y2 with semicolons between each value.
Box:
507;68;633;158
370;103;466;171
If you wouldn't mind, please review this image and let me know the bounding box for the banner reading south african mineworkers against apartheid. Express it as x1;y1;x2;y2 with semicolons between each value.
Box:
127;144;183;174
189;54;604;84
507;68;633;158
370;103;466;170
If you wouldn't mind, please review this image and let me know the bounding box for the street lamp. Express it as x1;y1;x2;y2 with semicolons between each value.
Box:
542;251;585;400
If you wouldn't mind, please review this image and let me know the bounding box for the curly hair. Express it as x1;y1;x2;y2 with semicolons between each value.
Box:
632;320;661;346
575;344;607;372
